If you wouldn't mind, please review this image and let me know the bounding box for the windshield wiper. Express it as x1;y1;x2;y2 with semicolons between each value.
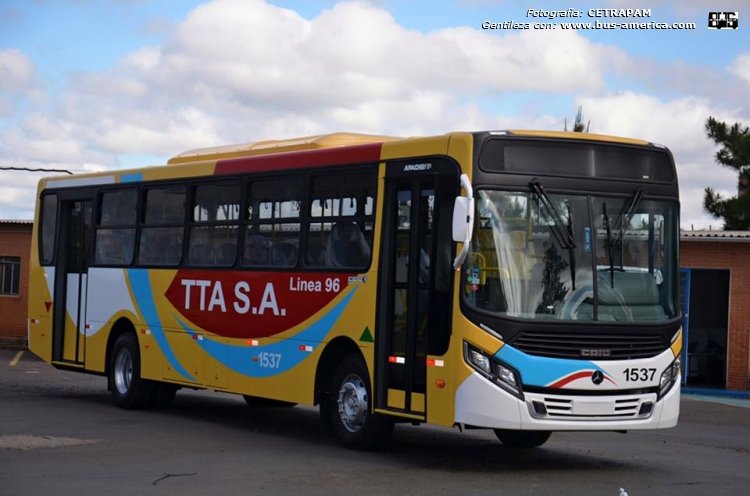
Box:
529;181;575;249
529;180;576;289
614;187;645;247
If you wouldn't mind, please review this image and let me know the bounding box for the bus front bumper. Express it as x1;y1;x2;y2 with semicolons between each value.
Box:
455;370;680;431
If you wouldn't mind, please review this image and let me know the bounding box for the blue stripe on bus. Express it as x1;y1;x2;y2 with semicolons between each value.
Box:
127;268;196;382
495;344;603;387
121;173;144;183
176;289;357;378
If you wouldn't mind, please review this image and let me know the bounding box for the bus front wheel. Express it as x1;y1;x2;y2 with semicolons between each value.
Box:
109;333;157;409
493;429;551;448
324;355;393;450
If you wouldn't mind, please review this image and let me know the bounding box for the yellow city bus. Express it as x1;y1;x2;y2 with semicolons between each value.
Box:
28;130;682;450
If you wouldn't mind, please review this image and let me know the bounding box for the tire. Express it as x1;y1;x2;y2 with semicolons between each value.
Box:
152;383;179;409
324;355;393;450
243;395;297;408
493;429;551;448
109;333;157;409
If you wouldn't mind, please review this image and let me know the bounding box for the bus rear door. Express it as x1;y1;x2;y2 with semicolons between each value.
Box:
51;193;94;366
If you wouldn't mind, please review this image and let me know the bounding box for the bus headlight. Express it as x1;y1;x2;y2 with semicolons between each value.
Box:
496;363;518;389
464;343;523;398
469;348;491;375
658;357;681;399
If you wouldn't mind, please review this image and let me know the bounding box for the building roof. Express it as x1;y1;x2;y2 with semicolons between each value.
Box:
680;230;750;242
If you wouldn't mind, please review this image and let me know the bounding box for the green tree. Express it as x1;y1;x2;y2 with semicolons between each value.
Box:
535;243;569;315
703;117;750;230
565;106;589;133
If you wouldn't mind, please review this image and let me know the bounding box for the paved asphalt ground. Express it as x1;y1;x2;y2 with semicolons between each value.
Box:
1;349;749;496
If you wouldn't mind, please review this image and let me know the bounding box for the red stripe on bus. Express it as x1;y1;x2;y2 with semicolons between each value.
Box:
548;371;593;389
214;143;383;175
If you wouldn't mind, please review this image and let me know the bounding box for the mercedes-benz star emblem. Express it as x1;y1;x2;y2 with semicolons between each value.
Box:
591;370;604;385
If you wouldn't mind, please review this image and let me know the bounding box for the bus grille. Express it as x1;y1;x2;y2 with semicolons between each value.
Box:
525;392;656;420
510;331;667;360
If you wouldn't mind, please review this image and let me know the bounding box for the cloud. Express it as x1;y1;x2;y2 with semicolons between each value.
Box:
3;0;630;160
122;0;627;120
0;0;747;228
0;49;41;116
731;53;750;89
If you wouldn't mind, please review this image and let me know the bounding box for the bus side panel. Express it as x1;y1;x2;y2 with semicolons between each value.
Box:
82;268;145;374
115;266;378;404
27;184;53;363
27;267;54;364
423;133;477;427
198;274;377;404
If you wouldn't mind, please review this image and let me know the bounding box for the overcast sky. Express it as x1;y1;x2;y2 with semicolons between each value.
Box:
1;0;748;229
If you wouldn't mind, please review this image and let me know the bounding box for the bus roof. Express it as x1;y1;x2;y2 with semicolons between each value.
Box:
506;129;651;146
40;130;661;190
167;132;398;165
169;130;655;166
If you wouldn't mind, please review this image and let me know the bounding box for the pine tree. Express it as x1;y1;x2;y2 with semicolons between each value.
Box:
535;244;569;315
703;117;750;230
565;106;589;133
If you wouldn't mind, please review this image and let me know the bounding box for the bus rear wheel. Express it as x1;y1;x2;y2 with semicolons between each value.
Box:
493;429;551;448
109;333;157;409
324;355;393;450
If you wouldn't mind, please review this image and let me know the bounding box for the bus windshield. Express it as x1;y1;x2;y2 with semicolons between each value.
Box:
464;188;679;322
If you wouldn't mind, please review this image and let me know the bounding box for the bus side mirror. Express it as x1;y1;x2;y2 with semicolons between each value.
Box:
452;174;475;270
452;197;473;242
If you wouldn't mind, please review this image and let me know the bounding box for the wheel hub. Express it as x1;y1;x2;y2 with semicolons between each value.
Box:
337;374;368;433
113;348;133;395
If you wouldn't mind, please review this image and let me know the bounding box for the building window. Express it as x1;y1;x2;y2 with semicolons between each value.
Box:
0;256;21;295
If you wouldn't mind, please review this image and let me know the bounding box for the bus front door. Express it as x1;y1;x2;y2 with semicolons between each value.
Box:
52;197;93;366
376;160;456;420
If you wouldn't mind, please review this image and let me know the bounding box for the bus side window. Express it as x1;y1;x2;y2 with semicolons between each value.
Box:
306;168;375;270
138;185;186;267
245;176;302;268
188;182;240;267
95;188;137;266
40;194;58;265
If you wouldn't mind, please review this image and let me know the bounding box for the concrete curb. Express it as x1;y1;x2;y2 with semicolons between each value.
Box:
681;386;750;400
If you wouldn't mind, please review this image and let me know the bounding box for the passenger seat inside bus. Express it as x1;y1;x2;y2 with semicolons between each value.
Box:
575;271;666;321
215;243;236;265
244;235;272;265
305;237;327;266
325;222;370;268
189;243;212;265
272;241;298;267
